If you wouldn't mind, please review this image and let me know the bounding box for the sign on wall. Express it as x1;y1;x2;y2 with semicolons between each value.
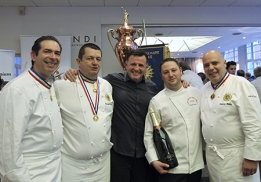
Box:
0;49;15;81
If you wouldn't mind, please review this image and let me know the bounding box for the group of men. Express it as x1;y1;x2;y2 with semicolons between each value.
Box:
0;36;261;182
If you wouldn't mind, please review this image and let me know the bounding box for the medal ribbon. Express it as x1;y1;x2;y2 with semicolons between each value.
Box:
79;70;97;84
28;69;51;89
211;72;230;91
78;70;99;116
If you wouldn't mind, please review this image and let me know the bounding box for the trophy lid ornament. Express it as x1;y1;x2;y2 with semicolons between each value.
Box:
107;7;144;71
122;7;129;24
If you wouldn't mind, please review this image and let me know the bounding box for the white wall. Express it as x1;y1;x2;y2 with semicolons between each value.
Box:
0;7;261;76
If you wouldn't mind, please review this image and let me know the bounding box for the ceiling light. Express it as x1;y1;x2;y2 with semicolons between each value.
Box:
218;46;220;48
243;37;246;39
232;32;241;35
155;33;163;36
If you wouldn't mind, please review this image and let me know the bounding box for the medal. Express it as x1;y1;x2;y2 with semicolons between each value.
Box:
210;73;230;100
93;115;99;121
92;83;97;93
210;93;215;100
105;94;111;101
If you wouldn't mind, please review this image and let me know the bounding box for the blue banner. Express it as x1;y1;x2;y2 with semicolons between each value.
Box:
141;44;169;91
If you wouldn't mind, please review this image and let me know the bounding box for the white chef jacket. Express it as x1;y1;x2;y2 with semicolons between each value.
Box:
251;76;261;104
181;70;204;89
0;71;63;182
144;86;204;174
54;77;113;181
201;74;261;182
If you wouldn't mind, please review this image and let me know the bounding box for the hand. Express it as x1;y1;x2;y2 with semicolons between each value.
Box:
242;158;258;176
151;160;169;174
63;68;78;82
181;79;189;88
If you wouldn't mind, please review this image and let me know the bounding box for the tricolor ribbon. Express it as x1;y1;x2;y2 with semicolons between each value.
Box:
78;71;99;117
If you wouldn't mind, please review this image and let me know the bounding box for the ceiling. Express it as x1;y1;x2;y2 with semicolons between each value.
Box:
0;0;261;7
1;0;261;58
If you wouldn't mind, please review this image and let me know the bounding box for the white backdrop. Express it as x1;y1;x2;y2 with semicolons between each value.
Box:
0;49;15;81
20;35;71;75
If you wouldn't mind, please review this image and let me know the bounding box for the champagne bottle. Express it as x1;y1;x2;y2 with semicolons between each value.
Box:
149;108;178;169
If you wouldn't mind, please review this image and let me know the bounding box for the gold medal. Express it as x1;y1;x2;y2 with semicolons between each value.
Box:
105;94;110;101
92;83;97;93
223;93;232;101
93;115;99;122
210;93;215;100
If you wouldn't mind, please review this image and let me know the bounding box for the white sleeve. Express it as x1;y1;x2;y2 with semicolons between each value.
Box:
0;86;31;181
238;81;261;160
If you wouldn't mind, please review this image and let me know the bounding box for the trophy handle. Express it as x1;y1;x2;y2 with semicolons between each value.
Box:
107;29;118;54
134;29;144;47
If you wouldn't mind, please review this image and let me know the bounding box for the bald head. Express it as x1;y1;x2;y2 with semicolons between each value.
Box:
202;50;227;84
203;50;223;61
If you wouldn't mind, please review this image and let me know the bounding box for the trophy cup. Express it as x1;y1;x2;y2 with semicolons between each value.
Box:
107;7;144;70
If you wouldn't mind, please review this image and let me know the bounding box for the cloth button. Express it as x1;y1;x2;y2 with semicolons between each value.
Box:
210;124;213;127
100;154;103;157
61;142;64;144
210;139;213;142
54;144;56;148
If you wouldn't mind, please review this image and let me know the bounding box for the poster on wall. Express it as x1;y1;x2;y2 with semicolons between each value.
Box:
20;35;71;76
0;49;15;81
140;44;170;91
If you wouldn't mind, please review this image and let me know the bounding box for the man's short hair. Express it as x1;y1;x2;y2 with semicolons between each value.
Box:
226;61;236;70
178;61;191;71
254;66;261;78
78;43;102;59
160;58;179;73
237;69;245;77
245;72;251;78
125;49;148;63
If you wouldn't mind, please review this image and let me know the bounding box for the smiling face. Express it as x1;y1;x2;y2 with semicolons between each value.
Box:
125;55;147;83
202;50;227;84
31;40;61;81
76;47;101;80
161;60;182;91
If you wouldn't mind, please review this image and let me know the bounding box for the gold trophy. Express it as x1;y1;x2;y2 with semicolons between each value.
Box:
107;7;144;70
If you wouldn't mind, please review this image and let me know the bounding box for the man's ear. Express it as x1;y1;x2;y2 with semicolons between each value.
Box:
76;58;81;66
30;51;36;61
